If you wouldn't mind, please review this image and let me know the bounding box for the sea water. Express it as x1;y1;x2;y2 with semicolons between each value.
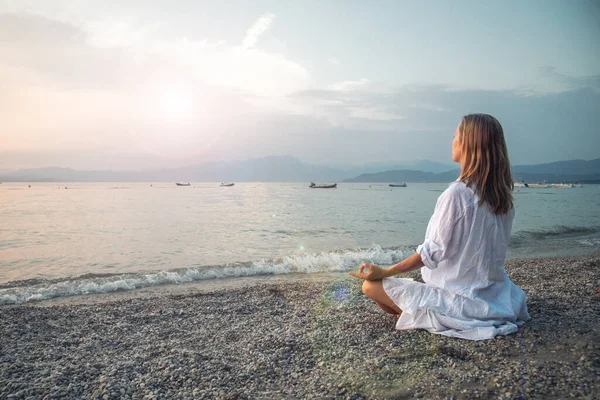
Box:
1;182;599;304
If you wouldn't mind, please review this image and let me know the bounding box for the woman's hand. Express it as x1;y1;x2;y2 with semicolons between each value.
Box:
349;263;388;281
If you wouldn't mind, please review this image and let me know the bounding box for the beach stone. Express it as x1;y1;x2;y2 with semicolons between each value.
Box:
0;255;599;399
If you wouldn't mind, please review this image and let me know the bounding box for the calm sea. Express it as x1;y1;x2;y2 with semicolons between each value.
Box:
1;182;599;304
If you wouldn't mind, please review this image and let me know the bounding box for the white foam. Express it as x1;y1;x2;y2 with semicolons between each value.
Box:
0;245;411;305
577;239;600;247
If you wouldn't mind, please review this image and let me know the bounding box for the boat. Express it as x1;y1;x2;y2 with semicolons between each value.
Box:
175;182;191;186
517;181;551;188
309;182;337;189
220;182;234;187
551;183;575;188
389;183;407;187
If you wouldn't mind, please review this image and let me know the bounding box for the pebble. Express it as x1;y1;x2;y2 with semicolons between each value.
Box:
0;255;598;399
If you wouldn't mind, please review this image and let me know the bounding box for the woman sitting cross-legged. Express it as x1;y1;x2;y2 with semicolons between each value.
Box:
350;113;530;340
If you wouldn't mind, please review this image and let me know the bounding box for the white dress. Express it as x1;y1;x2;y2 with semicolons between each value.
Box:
382;181;530;340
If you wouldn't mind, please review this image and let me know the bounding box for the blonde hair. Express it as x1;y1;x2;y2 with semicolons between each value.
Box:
457;114;514;215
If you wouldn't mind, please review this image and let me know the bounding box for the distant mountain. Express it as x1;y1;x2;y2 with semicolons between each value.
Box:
513;158;600;175
161;156;346;182
345;169;600;184
344;158;600;183
0;156;347;182
1;157;599;183
404;160;457;174
344;169;459;183
342;160;455;176
513;173;600;184
2;167;146;182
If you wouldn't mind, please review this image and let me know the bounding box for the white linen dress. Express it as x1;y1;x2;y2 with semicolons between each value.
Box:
382;181;530;340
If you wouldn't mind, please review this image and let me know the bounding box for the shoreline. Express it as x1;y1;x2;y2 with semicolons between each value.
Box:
1;254;599;399
2;249;600;307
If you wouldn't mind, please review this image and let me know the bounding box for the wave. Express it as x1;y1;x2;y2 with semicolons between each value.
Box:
0;245;411;305
510;225;600;247
5;225;598;305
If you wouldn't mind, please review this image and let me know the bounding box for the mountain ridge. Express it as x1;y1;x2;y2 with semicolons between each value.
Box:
1;157;599;183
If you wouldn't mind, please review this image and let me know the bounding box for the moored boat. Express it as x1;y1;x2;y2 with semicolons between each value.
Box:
517;182;551;188
389;183;407;187
175;182;191;186
309;182;337;189
220;182;235;187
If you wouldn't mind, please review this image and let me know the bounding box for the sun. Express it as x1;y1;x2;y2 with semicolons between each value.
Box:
158;84;195;122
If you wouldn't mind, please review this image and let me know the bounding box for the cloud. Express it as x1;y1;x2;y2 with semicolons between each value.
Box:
0;12;150;89
512;67;600;96
538;66;600;92
166;37;308;96
2;83;599;168
329;79;371;91
346;107;404;121
0;11;307;96
252;82;405;125
409;103;449;112
84;19;163;48
0;11;310;158
277;85;600;165
1;12;598;169
328;58;340;66
242;13;275;49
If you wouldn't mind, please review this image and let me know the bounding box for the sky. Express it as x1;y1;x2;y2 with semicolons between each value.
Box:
1;0;599;171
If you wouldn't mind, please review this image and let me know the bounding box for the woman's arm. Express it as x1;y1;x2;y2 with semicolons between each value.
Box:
351;186;468;281
350;252;424;280
383;252;424;277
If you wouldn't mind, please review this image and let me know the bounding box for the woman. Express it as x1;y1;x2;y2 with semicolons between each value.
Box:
350;114;530;340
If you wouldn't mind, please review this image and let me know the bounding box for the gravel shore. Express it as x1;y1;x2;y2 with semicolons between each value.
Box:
1;254;599;399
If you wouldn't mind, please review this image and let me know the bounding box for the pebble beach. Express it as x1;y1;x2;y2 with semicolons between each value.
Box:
1;254;599;399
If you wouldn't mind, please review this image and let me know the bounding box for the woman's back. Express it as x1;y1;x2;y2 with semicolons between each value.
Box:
421;181;515;299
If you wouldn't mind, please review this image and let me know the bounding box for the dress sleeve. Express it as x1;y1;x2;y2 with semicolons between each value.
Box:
417;188;467;269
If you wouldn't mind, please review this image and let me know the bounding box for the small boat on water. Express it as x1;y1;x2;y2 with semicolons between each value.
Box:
175;182;191;186
516;181;551;188
220;182;235;187
309;182;337;189
389;183;407;187
517;180;576;189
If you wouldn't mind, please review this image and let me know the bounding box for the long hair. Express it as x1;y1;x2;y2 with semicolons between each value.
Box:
457;114;514;215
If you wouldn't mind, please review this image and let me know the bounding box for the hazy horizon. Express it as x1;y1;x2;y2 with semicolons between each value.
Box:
3;154;600;175
1;1;599;171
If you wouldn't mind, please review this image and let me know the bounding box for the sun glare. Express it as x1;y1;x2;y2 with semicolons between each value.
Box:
158;84;195;122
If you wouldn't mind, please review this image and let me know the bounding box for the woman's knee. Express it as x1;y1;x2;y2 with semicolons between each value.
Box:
362;279;381;298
